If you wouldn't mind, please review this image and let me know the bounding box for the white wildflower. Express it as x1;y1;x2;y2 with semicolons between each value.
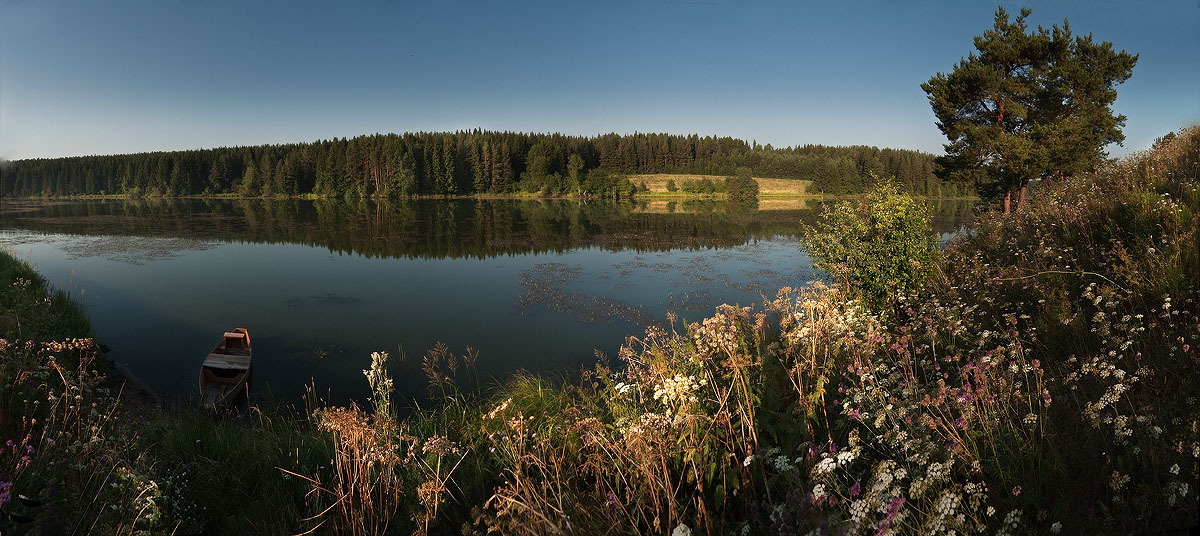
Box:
836;449;857;466
773;456;795;472
816;456;838;474
850;499;869;525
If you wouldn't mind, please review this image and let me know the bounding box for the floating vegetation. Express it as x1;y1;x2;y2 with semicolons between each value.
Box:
278;293;361;306
310;293;360;305
517;246;808;325
62;236;217;264
726;266;811;295
665;289;721;313
516;262;653;325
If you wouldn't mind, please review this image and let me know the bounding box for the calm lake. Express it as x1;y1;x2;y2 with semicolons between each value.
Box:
0;197;970;407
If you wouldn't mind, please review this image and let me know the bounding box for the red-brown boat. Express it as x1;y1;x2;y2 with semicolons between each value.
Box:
199;328;252;409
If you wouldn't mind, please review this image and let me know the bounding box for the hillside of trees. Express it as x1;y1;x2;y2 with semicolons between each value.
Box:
0;131;969;198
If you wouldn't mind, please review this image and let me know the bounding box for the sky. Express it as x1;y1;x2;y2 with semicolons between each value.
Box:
1;0;1196;161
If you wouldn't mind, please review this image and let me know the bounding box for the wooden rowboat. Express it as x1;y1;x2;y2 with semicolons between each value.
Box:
199;328;252;410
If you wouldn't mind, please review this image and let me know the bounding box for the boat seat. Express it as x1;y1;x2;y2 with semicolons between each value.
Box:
203;353;251;370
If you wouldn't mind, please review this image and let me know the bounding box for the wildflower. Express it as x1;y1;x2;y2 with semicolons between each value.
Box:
485;398;512;420
1169;463;1180;475
1011;486;1021;496
849;481;862;497
653;374;703;405
671;523;692;536
773;456;795;472
1110;471;1130;493
812;483;827;500
815;456;837;474
849;499;869;525
1050;521;1062;533
885;496;906;522
836;448;856;466
743;454;754;467
987;506;996;517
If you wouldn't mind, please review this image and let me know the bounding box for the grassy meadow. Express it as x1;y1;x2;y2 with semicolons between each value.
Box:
1;127;1197;534
626;174;814;197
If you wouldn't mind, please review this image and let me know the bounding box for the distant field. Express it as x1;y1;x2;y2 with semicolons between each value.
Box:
627;174;813;196
631;198;821;213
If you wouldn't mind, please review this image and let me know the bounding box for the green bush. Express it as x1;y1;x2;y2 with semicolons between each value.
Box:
799;179;942;315
724;168;759;200
680;178;716;196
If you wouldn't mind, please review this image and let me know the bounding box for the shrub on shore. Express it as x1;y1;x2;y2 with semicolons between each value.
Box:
799;178;944;317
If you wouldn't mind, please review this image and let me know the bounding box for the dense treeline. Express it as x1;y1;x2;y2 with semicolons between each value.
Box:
0;131;968;198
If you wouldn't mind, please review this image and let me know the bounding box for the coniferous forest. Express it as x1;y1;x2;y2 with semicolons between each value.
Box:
0;131;966;198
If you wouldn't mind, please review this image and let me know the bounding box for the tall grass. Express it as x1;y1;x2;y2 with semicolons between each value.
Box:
149;400;331;535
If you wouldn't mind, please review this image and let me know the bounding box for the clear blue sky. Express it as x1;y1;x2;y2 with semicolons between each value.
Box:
1;0;1196;160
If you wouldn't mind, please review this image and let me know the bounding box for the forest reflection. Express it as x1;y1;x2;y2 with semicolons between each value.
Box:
0;198;973;259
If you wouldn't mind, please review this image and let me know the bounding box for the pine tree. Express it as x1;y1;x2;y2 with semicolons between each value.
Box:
922;7;1136;212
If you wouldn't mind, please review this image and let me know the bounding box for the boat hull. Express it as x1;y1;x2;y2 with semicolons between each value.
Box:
200;366;250;409
199;328;252;410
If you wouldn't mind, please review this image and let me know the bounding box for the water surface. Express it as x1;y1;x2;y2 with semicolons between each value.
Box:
0;198;971;406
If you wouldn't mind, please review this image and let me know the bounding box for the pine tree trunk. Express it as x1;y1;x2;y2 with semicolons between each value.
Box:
1004;190;1012;214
